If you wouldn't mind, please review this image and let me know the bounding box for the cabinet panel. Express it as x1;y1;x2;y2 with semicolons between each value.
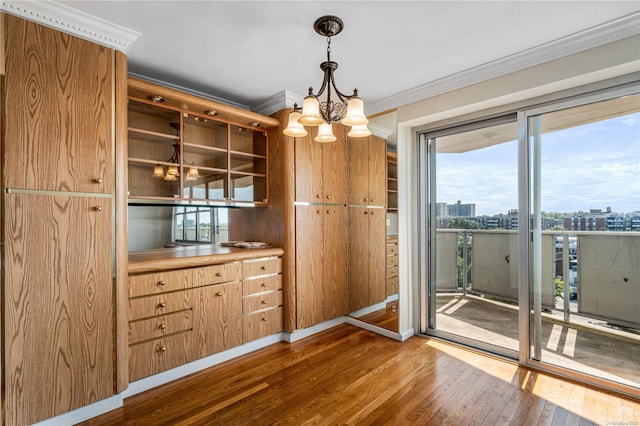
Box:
4;194;113;425
243;307;283;343
129;268;193;298
323;205;348;319
349;207;370;312
369;209;387;305
129;309;193;344
295;205;325;328
295;131;324;202
243;274;283;295
129;332;192;382
4;15;112;193
387;276;399;297
348;137;370;205
129;290;192;321
190;283;243;359
193;262;241;287
242;257;281;278
368;136;388;207
243;290;283;312
322;129;347;204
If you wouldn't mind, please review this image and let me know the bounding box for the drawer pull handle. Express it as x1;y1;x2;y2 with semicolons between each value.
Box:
157;280;166;286
158;303;166;308
371;199;376;203
158;346;167;353
364;211;368;215
260;283;268;287
94;178;103;184
316;210;322;214
326;195;332;199
260;266;267;271
261;317;268;322
215;272;223;277
316;194;322;199
261;300;268;304
370;211;374;216
94;206;103;212
216;292;223;297
159;324;166;330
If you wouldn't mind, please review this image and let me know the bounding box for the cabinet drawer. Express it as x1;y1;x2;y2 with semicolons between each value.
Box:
129;290;192;321
386;265;399;279
386;255;399;267
129;269;192;298
386;244;398;255
387;275;399;297
242;257;282;278
243;274;283;296
193;262;241;287
129;309;193;344
243;290;283;314
243;306;283;343
129;331;192;382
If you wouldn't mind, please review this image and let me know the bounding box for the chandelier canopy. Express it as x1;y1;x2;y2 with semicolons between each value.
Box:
283;16;370;142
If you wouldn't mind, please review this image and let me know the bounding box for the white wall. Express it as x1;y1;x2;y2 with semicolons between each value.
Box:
127;206;173;252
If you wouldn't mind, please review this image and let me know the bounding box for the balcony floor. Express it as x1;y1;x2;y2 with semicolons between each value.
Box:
435;293;640;389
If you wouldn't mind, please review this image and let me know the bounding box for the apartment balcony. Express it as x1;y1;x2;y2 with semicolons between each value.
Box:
433;229;639;389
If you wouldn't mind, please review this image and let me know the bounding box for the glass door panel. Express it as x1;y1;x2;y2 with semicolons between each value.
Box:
528;93;640;390
427;118;519;356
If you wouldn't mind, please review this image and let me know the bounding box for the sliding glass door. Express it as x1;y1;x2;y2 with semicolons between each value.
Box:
422;116;520;357
525;91;640;392
420;84;640;396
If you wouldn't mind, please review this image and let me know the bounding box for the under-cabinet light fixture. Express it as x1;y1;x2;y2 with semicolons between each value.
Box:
283;16;370;142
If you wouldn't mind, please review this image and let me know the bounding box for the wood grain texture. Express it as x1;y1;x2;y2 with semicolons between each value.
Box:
242;306;284;343
114;49;130;393
323;125;348;204
4;194;113;426
192;261;241;287
128;290;192;322
128;331;192;382
80;324;640;425
190;283;243;359
349;207;370;312
128;268;193;298
128;309;193;344
242;274;282;295
369;208;387;305
323;205;348;319
4;15;113;193
369;135;388;208
347;136;370;205
295;205;325;329
294;126;323;203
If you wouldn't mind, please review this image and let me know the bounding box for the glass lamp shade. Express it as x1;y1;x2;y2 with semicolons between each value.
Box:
185;165;200;181
152;164;165;178
315;122;337;143
166;165;180;176
347;123;371;138
342;97;368;126
298;96;324;126
163;173;177;182
283;111;308;137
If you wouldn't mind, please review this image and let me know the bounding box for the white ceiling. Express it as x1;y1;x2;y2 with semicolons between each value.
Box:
56;1;639;114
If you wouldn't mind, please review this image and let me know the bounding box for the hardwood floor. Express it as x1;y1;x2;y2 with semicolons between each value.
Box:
82;324;639;425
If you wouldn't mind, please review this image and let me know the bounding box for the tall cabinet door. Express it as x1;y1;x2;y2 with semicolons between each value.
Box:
347;137;370;205
3;194;113;426
294;131;324;203
295;205;325;328
349;207;370;312
3;15;113;193
368;136;388;208
322;127;348;204
323;205;348;319
368;208;387;305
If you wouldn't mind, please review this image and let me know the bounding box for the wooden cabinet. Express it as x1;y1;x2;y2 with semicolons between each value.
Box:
242;256;284;342
3;15;113;194
348;207;387;312
1;15;123;426
127;80;277;205
296;205;348;328
4;194;114;426
348;135;387;207
127;253;282;381
386;238;399;297
295;126;347;204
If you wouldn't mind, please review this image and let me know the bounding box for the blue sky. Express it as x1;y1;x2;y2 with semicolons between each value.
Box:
437;112;640;216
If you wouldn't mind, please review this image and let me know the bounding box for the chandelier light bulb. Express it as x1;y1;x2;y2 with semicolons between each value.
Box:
315;122;337;143
283;111;308;137
166;165;180;177
298;96;324;126
186;165;200;181
342;97;368;126
152;164;165;178
347;123;372;138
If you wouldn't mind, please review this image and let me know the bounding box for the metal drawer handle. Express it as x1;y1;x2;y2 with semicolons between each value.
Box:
260;266;267;271
158;346;167;353
215;272;223;277
216;292;223;297
158;302;166;308
261;300;268;305
260;283;268;287
159;324;166;330
261;317;268;322
157;280;166;286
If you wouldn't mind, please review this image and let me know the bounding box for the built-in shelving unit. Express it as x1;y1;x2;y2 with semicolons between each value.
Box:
126;78;278;206
387;151;398;212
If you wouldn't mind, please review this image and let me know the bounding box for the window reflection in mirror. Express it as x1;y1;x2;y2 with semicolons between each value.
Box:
127;205;229;252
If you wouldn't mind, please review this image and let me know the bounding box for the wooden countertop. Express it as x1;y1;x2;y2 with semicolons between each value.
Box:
128;245;284;274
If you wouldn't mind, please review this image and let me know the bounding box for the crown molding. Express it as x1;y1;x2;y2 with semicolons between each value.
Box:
366;11;640;116
252;90;304;116
0;0;140;52
368;122;394;141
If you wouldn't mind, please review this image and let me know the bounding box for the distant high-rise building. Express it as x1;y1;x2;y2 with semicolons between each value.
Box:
447;200;476;217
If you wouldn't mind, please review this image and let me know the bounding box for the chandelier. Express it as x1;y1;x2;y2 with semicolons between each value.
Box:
283;16;370;142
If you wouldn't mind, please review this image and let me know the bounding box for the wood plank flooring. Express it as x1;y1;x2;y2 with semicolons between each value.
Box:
82;324;639;425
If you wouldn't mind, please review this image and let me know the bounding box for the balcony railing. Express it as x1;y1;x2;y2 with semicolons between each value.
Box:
436;229;640;328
